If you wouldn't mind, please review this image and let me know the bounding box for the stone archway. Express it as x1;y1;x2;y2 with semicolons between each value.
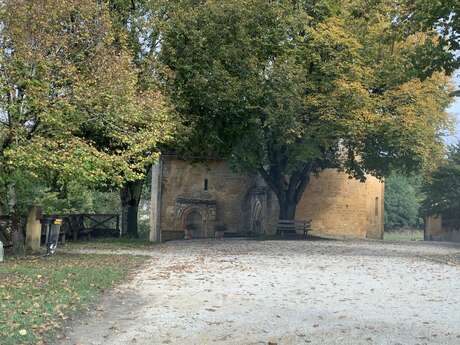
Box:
175;197;217;238
244;186;268;235
250;199;263;234
183;209;205;238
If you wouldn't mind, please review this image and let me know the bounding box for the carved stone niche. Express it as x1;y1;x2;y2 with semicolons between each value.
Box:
245;187;268;235
175;197;217;238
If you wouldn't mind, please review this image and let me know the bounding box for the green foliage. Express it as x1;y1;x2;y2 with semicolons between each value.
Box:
0;0;115;173
159;0;455;218
409;0;460;76
0;0;175;192
422;144;460;218
0;1;176;243
0;169;120;218
384;174;423;230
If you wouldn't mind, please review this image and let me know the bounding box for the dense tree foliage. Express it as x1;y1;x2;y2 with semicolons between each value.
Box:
422;144;460;219
75;0;176;238
404;1;459;76
0;0;174;252
159;0;455;221
384;174;423;230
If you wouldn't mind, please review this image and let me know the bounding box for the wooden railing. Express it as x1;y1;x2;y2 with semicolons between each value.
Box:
67;214;120;240
41;214;120;241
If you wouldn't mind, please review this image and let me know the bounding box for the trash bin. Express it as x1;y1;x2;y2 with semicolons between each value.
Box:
42;217;62;256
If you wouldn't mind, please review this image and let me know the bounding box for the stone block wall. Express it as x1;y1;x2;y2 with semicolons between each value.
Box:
157;156;254;241
152;156;384;241
425;215;460;243
296;170;384;239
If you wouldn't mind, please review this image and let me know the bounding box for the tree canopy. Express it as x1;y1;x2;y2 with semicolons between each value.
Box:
0;0;175;250
159;0;455;220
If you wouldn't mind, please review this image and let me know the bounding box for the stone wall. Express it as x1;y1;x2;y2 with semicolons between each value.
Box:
425;215;460;243
152;156;384;241
296;170;384;239
156;156;254;241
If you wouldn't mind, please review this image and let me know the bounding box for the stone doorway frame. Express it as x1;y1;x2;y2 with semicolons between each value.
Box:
175;197;217;238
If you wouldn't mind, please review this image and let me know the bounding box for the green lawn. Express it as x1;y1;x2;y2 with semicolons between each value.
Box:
64;237;157;251
0;253;145;345
383;229;424;242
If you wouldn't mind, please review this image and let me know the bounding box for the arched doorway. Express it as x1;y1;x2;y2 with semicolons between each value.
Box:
251;200;263;234
184;210;204;238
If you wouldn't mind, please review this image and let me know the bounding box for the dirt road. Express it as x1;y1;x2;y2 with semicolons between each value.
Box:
60;240;460;345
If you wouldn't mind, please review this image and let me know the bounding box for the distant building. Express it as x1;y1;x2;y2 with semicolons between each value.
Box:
150;155;384;241
425;215;460;243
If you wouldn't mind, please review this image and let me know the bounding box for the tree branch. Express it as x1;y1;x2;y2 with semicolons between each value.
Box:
258;166;282;201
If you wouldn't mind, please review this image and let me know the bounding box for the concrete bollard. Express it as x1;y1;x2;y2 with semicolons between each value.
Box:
0;240;3;262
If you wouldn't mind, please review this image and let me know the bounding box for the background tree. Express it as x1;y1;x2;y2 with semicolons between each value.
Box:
159;0;454;221
384;174;423;230
0;0;118;253
72;43;174;238
76;0;176;238
0;0;174;252
422;144;460;221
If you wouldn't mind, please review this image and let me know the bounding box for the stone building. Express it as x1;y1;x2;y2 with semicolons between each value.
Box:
425;215;460;243
150;155;384;241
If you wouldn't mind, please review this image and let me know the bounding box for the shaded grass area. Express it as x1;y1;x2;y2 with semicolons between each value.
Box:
384;229;424;241
64;237;157;251
0;253;145;345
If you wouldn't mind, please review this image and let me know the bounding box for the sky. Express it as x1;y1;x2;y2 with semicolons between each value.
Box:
446;71;460;145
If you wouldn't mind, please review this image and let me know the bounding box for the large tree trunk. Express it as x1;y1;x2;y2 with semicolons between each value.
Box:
120;179;144;238
259;162;313;223
278;198;297;220
8;183;24;255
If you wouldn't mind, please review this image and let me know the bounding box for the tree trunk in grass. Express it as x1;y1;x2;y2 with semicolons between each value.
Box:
120;179;144;238
8;183;24;255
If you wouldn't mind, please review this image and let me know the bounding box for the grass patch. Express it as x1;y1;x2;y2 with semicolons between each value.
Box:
0;253;145;345
384;229;424;242
64;237;157;251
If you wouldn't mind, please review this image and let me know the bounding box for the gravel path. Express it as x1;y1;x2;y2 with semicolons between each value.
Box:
59;240;460;345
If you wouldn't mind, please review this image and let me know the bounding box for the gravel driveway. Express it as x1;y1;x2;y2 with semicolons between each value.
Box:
60;240;460;345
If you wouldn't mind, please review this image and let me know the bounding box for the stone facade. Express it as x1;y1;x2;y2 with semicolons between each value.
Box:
150;155;384;241
425;215;460;243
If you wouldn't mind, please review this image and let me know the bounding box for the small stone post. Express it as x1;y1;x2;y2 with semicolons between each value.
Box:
0;240;3;262
25;206;42;253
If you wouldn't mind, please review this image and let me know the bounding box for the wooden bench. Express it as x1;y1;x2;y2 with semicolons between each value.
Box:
277;219;311;239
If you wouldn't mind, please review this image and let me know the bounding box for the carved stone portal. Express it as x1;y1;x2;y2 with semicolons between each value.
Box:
246;187;268;234
175;197;217;238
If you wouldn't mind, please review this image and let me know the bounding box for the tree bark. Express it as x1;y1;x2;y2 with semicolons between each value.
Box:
120;179;144;238
259;161;312;222
8;183;24;255
278;198;297;220
126;204;139;237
